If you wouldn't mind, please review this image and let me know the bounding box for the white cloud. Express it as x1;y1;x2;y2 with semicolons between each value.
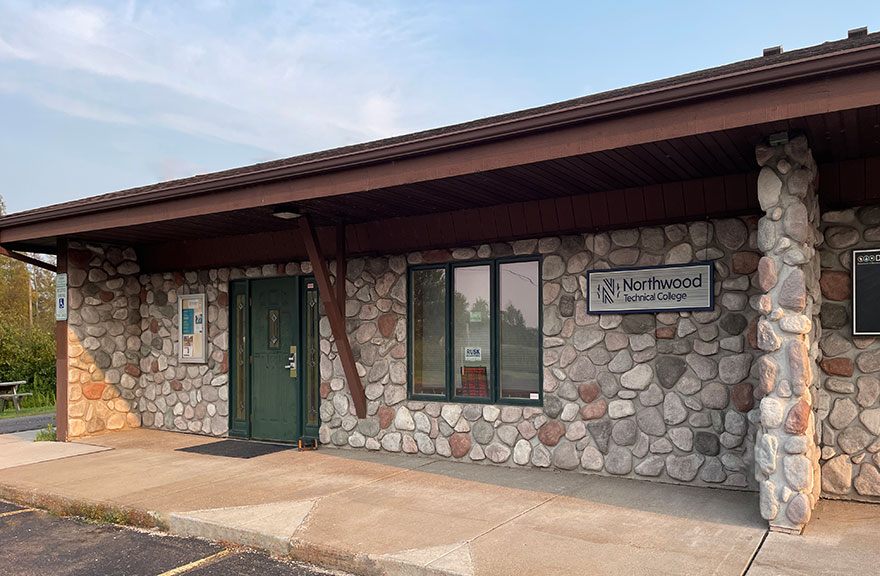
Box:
0;0;442;156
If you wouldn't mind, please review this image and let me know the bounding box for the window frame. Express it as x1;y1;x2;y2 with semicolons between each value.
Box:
407;256;543;406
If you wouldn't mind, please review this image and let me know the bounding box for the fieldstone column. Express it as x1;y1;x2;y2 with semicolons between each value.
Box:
753;135;822;533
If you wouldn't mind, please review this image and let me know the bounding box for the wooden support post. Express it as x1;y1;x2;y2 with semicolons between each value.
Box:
55;238;69;442
336;223;346;316
300;215;367;418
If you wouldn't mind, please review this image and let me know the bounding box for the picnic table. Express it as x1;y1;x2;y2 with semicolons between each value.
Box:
0;381;32;412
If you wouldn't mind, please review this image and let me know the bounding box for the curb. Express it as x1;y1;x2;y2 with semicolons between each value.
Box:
0;484;463;576
0;485;164;530
168;512;293;557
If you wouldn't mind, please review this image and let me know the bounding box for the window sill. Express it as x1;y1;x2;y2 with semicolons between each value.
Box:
408;393;542;407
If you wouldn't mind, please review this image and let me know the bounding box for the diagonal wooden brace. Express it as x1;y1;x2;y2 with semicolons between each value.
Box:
299;215;367;418
0;246;57;272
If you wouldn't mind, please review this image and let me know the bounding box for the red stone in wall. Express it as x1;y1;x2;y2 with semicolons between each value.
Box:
784;400;811;435
578;381;600;403
580;399;607;420
449;433;471;458
655;326;675;339
732;251;761;275
538;421;565;446
423;249;452;263
82;382;106;400
819;270;851;301
378;313;397;338
820;357;853;377
732;382;755;412
747;316;759;350
378;406;394;429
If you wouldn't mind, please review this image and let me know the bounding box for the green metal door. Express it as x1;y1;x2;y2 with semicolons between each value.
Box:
250;277;299;442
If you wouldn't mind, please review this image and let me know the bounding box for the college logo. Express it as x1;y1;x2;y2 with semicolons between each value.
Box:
597;278;620;304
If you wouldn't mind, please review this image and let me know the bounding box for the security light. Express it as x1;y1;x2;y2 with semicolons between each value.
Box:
272;207;301;220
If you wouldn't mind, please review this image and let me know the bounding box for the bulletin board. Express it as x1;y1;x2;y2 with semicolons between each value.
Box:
853;249;880;336
179;293;207;363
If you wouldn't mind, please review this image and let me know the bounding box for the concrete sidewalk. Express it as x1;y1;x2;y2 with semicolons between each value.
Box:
0;428;866;576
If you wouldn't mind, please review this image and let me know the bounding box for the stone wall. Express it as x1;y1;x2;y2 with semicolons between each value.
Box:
136;269;231;436
320;218;764;490
65;221;768;492
753;136;823;532
817;205;880;501
135;261;329;436
66;242;143;438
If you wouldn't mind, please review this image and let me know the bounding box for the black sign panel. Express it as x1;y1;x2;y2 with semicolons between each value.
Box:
853;249;880;335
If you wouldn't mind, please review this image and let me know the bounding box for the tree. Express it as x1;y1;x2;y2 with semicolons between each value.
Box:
0;192;57;404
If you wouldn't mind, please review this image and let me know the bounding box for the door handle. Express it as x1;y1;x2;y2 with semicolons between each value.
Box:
285;346;297;376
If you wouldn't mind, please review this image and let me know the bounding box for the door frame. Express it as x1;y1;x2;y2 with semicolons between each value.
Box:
228;275;320;441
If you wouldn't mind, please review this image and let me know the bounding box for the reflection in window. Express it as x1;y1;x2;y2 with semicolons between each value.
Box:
454;265;491;399
499;261;540;399
411;268;447;395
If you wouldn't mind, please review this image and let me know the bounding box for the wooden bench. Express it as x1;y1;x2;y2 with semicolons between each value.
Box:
0;381;32;412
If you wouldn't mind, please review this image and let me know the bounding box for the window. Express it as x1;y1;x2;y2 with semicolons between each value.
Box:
408;258;541;405
411;268;447;396
499;261;541;400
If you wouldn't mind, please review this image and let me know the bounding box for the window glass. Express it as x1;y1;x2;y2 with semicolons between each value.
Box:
454;265;491;399
411;268;447;395
499;261;540;399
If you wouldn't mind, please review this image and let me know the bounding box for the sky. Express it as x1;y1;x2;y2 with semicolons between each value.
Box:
0;1;879;215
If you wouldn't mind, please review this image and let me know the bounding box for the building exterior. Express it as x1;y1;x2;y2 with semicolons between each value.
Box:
3;31;880;534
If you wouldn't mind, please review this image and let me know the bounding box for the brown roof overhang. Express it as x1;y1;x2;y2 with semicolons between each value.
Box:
3;32;880;244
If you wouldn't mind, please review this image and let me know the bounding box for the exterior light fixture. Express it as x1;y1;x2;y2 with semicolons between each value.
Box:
272;207;301;220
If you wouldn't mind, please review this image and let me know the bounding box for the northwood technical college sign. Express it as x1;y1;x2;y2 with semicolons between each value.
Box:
587;262;714;314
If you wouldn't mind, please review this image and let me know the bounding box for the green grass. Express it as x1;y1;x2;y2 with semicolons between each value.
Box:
0;404;55;420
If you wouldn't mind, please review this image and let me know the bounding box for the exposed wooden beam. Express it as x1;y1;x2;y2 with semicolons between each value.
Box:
299;215;367;418
0;246;57;272
336;223;346;316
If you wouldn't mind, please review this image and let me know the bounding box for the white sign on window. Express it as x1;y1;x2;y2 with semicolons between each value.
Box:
55;273;68;321
587;263;713;314
465;347;482;362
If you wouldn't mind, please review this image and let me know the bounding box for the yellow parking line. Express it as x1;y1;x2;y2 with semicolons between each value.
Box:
154;549;230;576
0;508;35;518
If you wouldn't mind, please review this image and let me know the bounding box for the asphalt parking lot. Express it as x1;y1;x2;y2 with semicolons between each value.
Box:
0;500;347;576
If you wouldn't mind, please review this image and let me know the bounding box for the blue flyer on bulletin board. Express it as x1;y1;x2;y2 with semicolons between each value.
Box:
182;308;194;335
